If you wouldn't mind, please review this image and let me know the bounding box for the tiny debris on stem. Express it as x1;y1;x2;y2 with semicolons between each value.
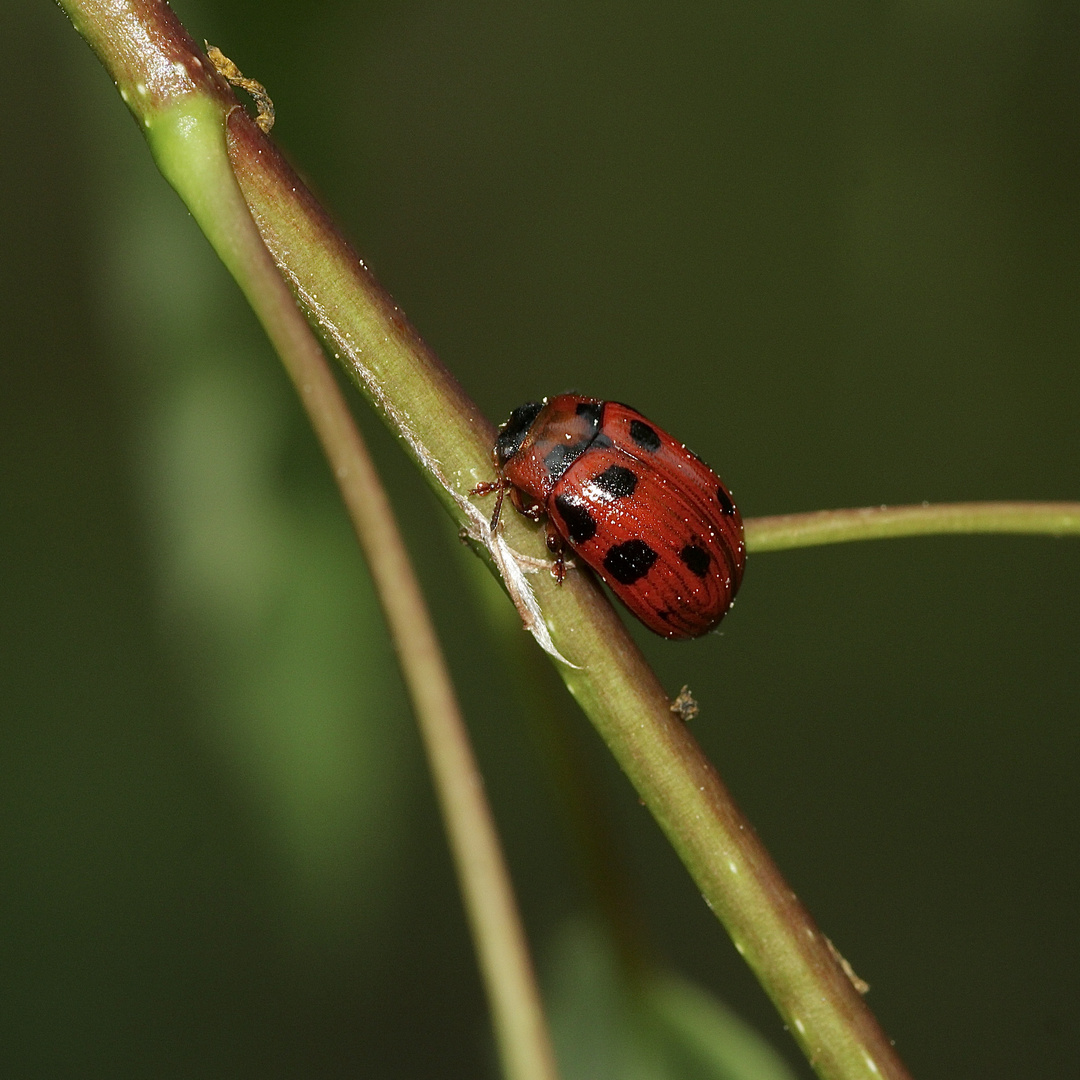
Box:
669;685;699;722
825;936;870;995
206;44;275;132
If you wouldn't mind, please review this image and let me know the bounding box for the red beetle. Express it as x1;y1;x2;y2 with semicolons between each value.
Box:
473;395;745;639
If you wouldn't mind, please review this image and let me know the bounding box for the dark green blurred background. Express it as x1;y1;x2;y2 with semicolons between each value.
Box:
2;0;1078;1076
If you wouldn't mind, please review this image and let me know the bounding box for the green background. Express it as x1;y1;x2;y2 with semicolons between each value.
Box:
2;0;1077;1076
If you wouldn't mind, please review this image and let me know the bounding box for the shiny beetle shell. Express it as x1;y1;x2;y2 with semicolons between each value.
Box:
482;394;745;639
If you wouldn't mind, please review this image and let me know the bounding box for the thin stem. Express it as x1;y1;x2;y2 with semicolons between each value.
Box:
306;361;562;1080
57;5;559;1080
746;501;1080;553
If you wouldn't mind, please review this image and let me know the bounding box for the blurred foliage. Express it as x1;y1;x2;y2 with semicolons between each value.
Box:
1;0;1077;1077
547;918;798;1080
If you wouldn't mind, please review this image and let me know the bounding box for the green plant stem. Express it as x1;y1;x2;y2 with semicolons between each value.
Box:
746;501;1080;552
58;5;559;1080
225;106;913;1080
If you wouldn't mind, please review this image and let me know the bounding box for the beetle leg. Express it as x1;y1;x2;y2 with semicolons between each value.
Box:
488;482;507;532
470;477;507;532
544;521;567;584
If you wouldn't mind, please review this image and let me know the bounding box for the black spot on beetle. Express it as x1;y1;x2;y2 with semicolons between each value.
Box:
575;400;603;429
544;440;589;480
679;544;711;577
495;401;544;463
554;495;597;544
716;486;736;515
603;539;658;585
629;419;661;452
592;464;637;499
